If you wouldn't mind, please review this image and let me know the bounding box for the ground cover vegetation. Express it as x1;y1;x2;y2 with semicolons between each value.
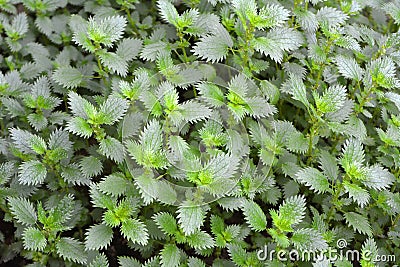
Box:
0;0;400;266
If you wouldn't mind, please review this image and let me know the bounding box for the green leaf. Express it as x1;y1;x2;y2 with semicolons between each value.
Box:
98;95;129;125
116;38;143;62
295;167;331;194
89;253;109;267
253;28;303;63
10;128;47;155
186;230;215;249
85;223;113;250
27;113;48;131
8;197;37;226
53;66;83;89
118;256;141;267
334;55;364;81
227;243;247;267
318;150;338;180
291;228;328;252
6;12;28;36
363;165;395;190
56;237;87;264
340;138;365;179
314;85;347;114
177;203;207;235
187;257;206;267
98;173;129;197
283;75;309;107
80;156;103;178
252;4;290;29
316;6;348;28
157;0;179;26
161;244;181;267
120;218;149;245
67;91;97;120
344;212;372;236
241;200;267;232
383;1;400;25
343;181;370;208
67;117;93;138
99;136;125;163
98;50;128;77
22;227;47;251
196;82;225;107
87;15;126;47
153;212;179;236
18;160;47;186
179;101;212;123
192;24;233;63
361;238;378;263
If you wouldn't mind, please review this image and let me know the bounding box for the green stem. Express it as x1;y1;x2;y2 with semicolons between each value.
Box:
355;85;375;115
177;30;189;62
326;181;344;223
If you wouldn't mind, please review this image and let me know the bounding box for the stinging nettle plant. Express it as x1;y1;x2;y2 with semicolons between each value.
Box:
0;0;400;266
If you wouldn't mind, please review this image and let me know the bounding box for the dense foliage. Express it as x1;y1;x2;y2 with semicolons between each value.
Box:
1;0;400;266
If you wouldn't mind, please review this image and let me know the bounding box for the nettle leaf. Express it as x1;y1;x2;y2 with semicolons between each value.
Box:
179;101;212;123
153;212;178;236
80;156;103;178
340;138;365;178
334;55;364;81
192;24;233;62
227;243;248;267
98;95;129;125
98;50;129;77
85;223;113;250
120;218;149;245
22;227;47;251
161;244;181;267
316;6;348;28
158;0;179;25
87;15;127;47
363;165;395;190
177;203;207;235
8;197;37;226
318;150;338;180
18;160;47;186
56;237;87;264
271;195;307;231
295;167;331;194
253;4;290;29
383;1;400;25
241;199;267;232
99;137;125;163
187;257;206;267
294;9;318;32
53;66;83;89
67;117;93;138
344;212;372;237
88;253;109;267
283;75;309;107
98;173;129;197
116;38;143;62
10;128;47;155
314;85;347;114
291;228;328;252
186;230;215;249
343;181;370;208
118;256;141;267
253;28;303;63
68;91;96;120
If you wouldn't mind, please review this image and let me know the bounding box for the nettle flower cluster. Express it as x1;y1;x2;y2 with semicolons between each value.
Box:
0;0;400;266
